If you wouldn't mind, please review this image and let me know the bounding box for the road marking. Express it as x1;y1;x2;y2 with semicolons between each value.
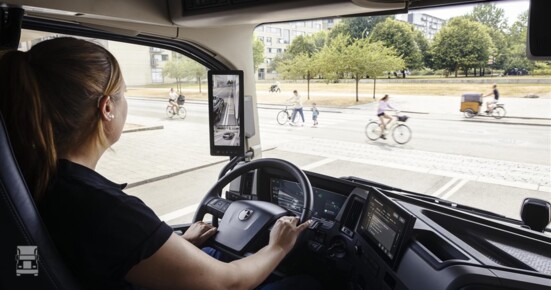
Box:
159;203;199;222
432;177;459;197
441;179;469;200
301;158;337;171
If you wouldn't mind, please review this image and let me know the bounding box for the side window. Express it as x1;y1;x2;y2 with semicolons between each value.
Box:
18;30;221;224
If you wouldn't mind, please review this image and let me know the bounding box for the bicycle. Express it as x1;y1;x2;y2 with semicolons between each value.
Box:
277;105;292;125
365;114;412;144
464;103;506;119
166;104;186;119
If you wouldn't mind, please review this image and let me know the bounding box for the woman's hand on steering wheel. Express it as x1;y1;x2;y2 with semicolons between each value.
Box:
182;221;218;247
269;216;311;254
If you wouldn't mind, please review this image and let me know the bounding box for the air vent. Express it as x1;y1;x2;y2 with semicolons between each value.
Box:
341;197;364;237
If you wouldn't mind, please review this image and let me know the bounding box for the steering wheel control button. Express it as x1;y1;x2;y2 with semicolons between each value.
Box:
238;209;254;221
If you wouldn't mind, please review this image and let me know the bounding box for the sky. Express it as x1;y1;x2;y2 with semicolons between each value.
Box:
416;0;529;25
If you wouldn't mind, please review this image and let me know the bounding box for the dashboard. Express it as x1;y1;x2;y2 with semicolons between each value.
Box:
226;168;551;290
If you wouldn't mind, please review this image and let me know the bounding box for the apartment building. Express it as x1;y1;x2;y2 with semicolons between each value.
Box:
254;19;338;80
395;13;445;40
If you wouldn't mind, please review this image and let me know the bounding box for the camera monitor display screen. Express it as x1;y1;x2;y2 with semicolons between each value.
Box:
208;70;245;156
357;190;416;269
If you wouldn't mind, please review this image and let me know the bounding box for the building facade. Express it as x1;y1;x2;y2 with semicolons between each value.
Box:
395;13;445;40
254;19;338;80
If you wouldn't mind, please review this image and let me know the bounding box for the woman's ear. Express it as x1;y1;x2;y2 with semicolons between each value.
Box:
98;96;115;121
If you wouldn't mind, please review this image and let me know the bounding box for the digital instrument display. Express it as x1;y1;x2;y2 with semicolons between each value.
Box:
270;178;346;220
208;70;245;156
357;190;415;268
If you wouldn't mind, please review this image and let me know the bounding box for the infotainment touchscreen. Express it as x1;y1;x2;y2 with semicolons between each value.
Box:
270;178;346;220
357;190;416;269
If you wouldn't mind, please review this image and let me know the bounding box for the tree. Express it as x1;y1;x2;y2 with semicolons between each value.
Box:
287;31;327;57
502;11;535;72
317;34;404;102
181;58;207;93
252;37;265;73
412;29;430;68
162;56;186;91
316;34;350;84
469;3;508;32
430;17;493;77
287;35;317;57
328;16;389;40
163;56;207;93
369;18;424;71
349;40;404;101
278;53;319;100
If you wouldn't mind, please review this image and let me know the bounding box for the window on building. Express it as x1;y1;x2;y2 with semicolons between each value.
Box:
266;37;272;43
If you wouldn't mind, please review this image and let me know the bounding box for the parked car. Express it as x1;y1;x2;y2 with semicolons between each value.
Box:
504;68;529;76
222;132;235;140
212;96;225;123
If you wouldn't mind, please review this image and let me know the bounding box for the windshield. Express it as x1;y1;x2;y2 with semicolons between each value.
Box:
15;0;549;226
253;0;550;221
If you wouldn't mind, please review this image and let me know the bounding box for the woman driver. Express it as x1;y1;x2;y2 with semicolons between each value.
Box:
0;37;312;290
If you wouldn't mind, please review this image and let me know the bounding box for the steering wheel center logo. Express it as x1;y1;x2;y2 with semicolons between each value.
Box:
238;209;254;221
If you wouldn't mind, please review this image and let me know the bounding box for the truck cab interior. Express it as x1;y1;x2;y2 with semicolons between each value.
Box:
1;0;550;289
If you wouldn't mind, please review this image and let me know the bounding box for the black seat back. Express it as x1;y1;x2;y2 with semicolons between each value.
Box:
0;112;82;289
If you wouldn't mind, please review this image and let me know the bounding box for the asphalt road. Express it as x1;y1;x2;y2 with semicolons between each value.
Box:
114;98;550;224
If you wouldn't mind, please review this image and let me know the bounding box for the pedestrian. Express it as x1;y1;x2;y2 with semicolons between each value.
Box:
286;90;304;126
311;102;319;127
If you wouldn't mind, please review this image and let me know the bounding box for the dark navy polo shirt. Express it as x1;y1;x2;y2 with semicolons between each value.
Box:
40;159;173;289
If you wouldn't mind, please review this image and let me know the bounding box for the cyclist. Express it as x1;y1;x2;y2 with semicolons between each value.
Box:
483;84;499;114
377;94;397;140
168;87;179;115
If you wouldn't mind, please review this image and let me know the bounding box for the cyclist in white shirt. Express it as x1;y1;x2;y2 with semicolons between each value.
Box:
377;94;396;139
168;88;179;115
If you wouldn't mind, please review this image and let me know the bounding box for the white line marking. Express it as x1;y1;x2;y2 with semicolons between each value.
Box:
301;158;337;171
159;203;199;222
441;179;469;200
432;177;459;197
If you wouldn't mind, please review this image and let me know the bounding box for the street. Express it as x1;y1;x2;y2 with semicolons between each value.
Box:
97;97;551;225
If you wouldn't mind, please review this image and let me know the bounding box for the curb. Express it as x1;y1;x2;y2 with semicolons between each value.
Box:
123;125;164;133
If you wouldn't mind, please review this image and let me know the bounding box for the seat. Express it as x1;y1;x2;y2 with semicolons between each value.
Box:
0;112;82;289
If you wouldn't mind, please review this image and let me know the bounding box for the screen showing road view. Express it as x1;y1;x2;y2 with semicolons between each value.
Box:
210;73;241;147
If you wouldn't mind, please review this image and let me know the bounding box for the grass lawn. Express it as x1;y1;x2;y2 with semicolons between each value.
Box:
127;77;550;108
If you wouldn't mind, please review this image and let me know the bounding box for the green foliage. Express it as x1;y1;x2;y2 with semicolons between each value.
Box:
252;36;265;72
163;56;207;92
317;34;404;101
501;10;534;72
532;62;551;75
328;16;389;40
430;17;493;76
469;3;508;32
287;31;327;57
369;18;424;70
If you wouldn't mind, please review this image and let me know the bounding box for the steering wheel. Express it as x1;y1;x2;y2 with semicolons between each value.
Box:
193;158;313;256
